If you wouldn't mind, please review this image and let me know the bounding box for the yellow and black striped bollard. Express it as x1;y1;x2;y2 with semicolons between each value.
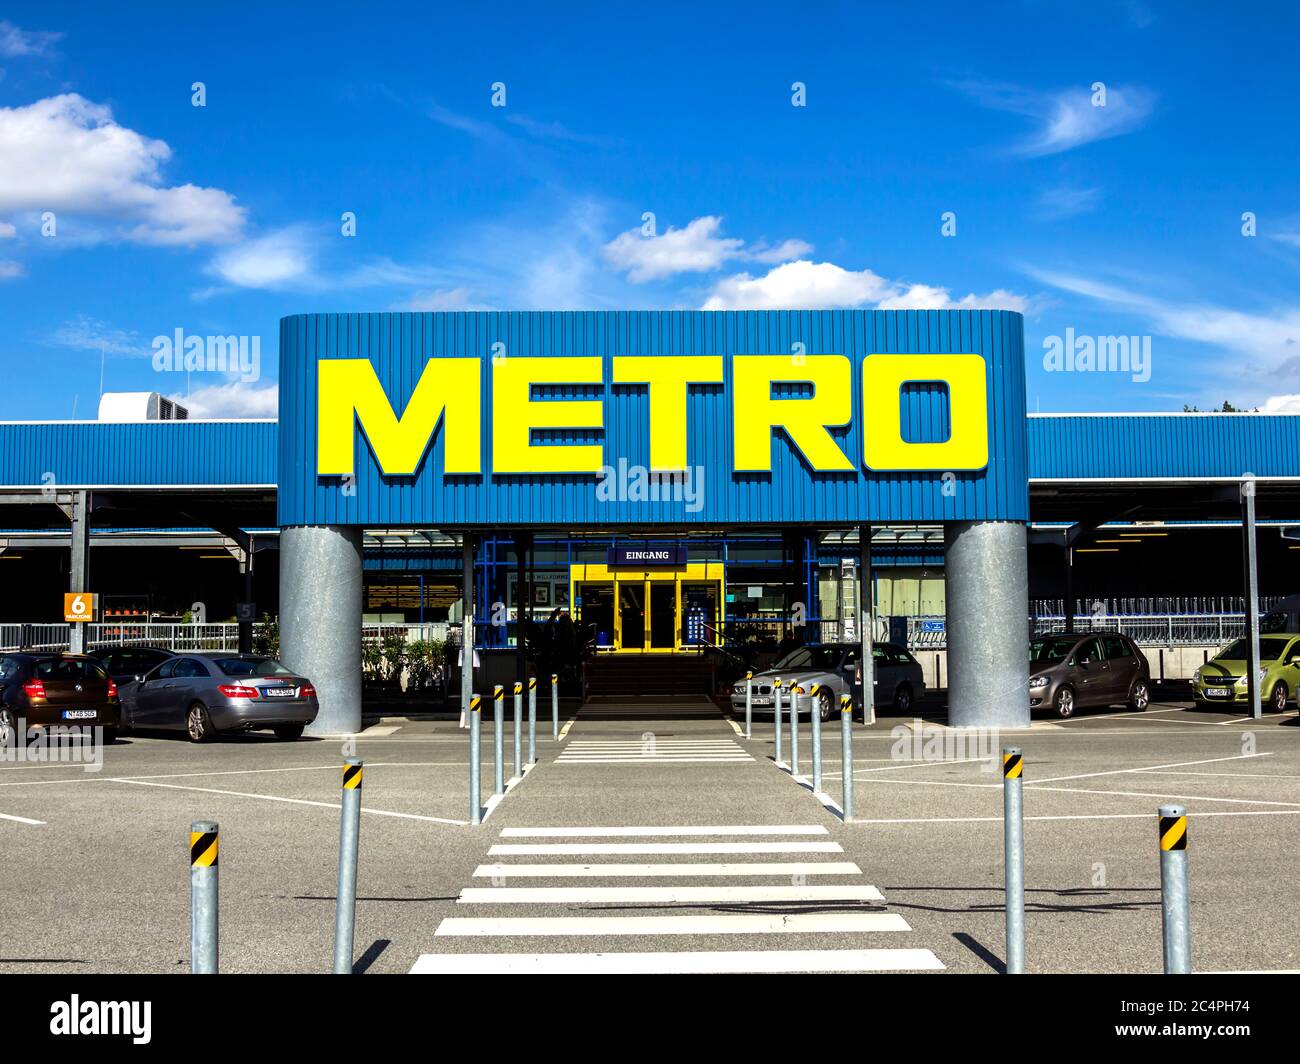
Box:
468;694;482;824
772;678;784;763
528;676;538;765
190;820;219;973
1158;804;1190;973
840;693;854;819
334;759;363;973
1002;747;1025;974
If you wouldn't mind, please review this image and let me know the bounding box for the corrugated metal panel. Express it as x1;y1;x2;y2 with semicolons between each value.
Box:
0;421;276;487
277;310;1030;528
1027;415;1300;480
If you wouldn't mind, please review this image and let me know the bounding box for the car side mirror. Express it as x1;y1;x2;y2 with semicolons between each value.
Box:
135;675;147;684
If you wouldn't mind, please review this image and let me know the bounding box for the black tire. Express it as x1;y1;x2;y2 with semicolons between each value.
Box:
101;727;119;745
1055;685;1076;719
273;723;305;741
186;703;215;743
1269;682;1289;713
1128;678;1151;712
892;683;913;714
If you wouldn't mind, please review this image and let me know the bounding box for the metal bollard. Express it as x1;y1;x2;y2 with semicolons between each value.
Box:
333;759;363;974
789;685;801;775
1158;804;1191;974
512;681;523;779
468;694;482;825
773;678;783;763
551;673;559;741
189;820;219;974
493;684;505;795
810;684;823;792
1002;747;1025;974
744;671;753;740
527;677;537;765
840;694;854;820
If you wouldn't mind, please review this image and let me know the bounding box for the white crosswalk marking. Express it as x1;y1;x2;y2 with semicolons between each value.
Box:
556;738;753;765
411;823;945;974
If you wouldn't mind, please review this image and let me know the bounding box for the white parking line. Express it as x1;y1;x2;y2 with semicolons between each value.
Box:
0;810;45;825
821;757;992;780
435;913;911;936
1020;784;1300;808
110;778;469;824
846;809;1300;825
499;825;829;837
487;841;844;855
1025;752;1273;786
410;949;944;974
0;761;473;787
472;861;863;877
456;884;885;904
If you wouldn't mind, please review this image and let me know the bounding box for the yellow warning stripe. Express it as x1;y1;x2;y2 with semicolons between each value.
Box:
342;763;363;789
1002;752;1023;779
528;677;537;690
773;678;783;688
840;694;852;711
190;830;218;868
1159;815;1188;851
494;687;504;700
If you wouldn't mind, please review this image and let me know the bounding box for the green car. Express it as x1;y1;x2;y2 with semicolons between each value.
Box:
1193;634;1300;711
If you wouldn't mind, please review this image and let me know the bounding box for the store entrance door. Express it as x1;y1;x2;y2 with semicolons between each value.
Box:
570;561;725;654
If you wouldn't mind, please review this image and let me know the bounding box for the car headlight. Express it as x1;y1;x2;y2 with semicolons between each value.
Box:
1028;675;1049;689
1237;674;1249;687
1193;667;1202;683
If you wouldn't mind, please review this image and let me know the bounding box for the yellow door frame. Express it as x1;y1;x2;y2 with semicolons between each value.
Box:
569;561;725;653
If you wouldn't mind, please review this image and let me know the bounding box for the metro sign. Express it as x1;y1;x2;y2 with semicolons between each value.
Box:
316;353;989;478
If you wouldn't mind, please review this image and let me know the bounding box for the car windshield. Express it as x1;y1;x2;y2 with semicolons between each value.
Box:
772;646;845;671
1030;637;1079;663
1219;638;1290;662
214;657;292;677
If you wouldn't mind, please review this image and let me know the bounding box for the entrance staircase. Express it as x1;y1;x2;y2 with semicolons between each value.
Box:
585;653;717;698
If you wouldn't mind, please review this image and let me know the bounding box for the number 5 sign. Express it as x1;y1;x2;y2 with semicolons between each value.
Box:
63;593;98;623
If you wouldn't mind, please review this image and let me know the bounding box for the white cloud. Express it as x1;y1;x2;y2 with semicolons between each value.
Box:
952;81;1155;157
0;94;245;245
604;215;812;282
702;259;1029;313
0;258;22;280
0;220;15;239
171;380;279;419
0;20;62;58
207;227;312;289
394;286;494;312
1034;185;1101;220
1262;394;1300;413
1027;267;1300;363
51;315;144;356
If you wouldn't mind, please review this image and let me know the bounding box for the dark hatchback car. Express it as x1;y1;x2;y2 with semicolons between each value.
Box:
1028;633;1152;718
91;645;175;686
0;653;122;743
121;653;318;741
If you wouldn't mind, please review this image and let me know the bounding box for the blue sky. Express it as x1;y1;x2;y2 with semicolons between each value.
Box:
2;1;1298;419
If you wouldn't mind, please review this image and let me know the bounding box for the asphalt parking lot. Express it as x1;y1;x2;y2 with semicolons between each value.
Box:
0;693;1296;974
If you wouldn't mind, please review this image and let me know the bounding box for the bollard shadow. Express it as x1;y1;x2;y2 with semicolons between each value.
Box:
294;894;459;903
351;939;391;974
952;932;1005;973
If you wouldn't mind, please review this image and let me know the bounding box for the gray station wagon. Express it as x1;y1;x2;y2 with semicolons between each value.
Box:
732;642;926;720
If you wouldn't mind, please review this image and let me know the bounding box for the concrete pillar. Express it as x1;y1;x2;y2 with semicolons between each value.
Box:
67;490;90;655
280;525;363;735
946;520;1030;730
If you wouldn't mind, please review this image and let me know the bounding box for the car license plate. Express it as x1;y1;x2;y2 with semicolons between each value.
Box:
1204;688;1231;698
261;687;295;698
61;709;96;720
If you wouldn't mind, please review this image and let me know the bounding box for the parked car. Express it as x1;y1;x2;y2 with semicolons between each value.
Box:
90;645;175;686
121;653;318;741
731;642;925;720
1193;634;1300;711
0;653;122;743
1029;633;1151;718
1261;596;1300;634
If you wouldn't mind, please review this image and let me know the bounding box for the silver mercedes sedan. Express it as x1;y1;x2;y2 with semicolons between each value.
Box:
120;653;319;741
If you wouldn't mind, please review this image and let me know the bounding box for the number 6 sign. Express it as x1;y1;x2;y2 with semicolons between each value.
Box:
63;593;98;623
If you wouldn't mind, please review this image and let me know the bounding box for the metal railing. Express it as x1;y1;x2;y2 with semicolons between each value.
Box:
0;621;450;654
1029;613;1246;647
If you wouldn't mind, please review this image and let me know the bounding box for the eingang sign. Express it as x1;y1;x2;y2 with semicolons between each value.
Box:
277;310;1029;527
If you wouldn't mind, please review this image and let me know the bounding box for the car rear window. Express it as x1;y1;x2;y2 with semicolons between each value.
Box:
35;659;107;681
214;658;292;677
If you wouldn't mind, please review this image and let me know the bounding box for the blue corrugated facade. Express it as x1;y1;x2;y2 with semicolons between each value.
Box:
0;420;276;488
277;310;1030;528
1026;414;1300;480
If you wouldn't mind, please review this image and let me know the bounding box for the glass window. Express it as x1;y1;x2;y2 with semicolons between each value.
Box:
173;658;208;678
1220;638;1289;662
1076;638;1104;664
0;657;19;681
1030;636;1079;663
1102;636;1133;660
214;657;292;677
153;659;177;680
36;659;97;681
